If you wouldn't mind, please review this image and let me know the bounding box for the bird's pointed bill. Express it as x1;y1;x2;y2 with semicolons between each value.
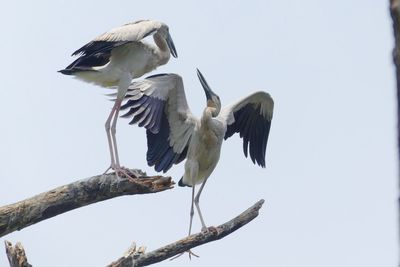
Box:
197;69;216;100
167;33;178;58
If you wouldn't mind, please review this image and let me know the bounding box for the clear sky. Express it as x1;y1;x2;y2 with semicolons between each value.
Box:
0;0;397;266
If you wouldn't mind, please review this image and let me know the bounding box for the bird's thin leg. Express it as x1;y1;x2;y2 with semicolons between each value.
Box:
109;98;137;180
108;75;137;180
171;170;200;261
103;101;119;174
188;185;196;236
110;98;122;168
195;176;209;231
170;185;199;261
186;171;200;258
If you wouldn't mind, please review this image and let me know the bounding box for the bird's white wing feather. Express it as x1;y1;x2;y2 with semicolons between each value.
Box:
121;74;197;172
218;91;274;167
72;20;163;56
94;20;163;42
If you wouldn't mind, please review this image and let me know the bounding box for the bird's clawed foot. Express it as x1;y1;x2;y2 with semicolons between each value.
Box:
117;166;141;182
202;225;218;233
170;249;199;261
116;166;138;181
103;165;138;181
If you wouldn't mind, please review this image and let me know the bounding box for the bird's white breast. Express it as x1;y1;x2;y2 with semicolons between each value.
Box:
183;118;226;186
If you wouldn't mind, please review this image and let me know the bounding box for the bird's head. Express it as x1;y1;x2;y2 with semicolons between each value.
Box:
197;69;221;117
157;24;178;58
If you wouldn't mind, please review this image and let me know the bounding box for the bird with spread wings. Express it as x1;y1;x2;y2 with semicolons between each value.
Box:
121;69;274;253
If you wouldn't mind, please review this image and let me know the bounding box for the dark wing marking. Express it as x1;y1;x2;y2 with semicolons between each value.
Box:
121;94;165;133
145;73;170;79
72;40;130;57
146;112;189;173
120;74;194;173
225;103;272;167
223;92;273;168
58;52;111;75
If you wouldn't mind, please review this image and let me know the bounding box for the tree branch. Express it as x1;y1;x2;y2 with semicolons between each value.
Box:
107;199;265;267
4;241;32;267
0;170;173;237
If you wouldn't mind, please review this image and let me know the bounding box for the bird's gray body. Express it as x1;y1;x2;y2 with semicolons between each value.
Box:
72;41;170;89
60;20;176;92
182;111;226;186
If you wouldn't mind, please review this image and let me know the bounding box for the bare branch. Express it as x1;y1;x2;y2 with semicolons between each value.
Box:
0;170;174;237
4;241;32;267
2;199;264;266
107;199;265;267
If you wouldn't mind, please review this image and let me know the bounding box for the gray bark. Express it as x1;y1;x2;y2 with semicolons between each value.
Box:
107;199;265;267
4;241;32;267
0;170;173;237
1;171;265;266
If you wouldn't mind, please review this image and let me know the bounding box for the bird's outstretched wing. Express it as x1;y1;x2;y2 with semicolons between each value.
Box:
121;73;197;172
218;92;274;167
72;20;163;56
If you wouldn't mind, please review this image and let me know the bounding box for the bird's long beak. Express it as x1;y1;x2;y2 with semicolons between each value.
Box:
196;69;215;100
167;33;178;58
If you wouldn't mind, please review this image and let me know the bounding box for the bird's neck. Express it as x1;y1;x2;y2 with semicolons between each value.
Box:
153;34;170;64
201;107;216;128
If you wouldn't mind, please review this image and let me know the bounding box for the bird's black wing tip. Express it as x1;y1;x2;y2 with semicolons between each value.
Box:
71;51;81;57
58;69;74;75
146;73;170;79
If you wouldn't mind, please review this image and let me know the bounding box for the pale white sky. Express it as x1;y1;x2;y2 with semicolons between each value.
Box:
0;1;397;266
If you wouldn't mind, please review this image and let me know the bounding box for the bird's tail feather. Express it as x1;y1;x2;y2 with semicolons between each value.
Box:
178;177;190;187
